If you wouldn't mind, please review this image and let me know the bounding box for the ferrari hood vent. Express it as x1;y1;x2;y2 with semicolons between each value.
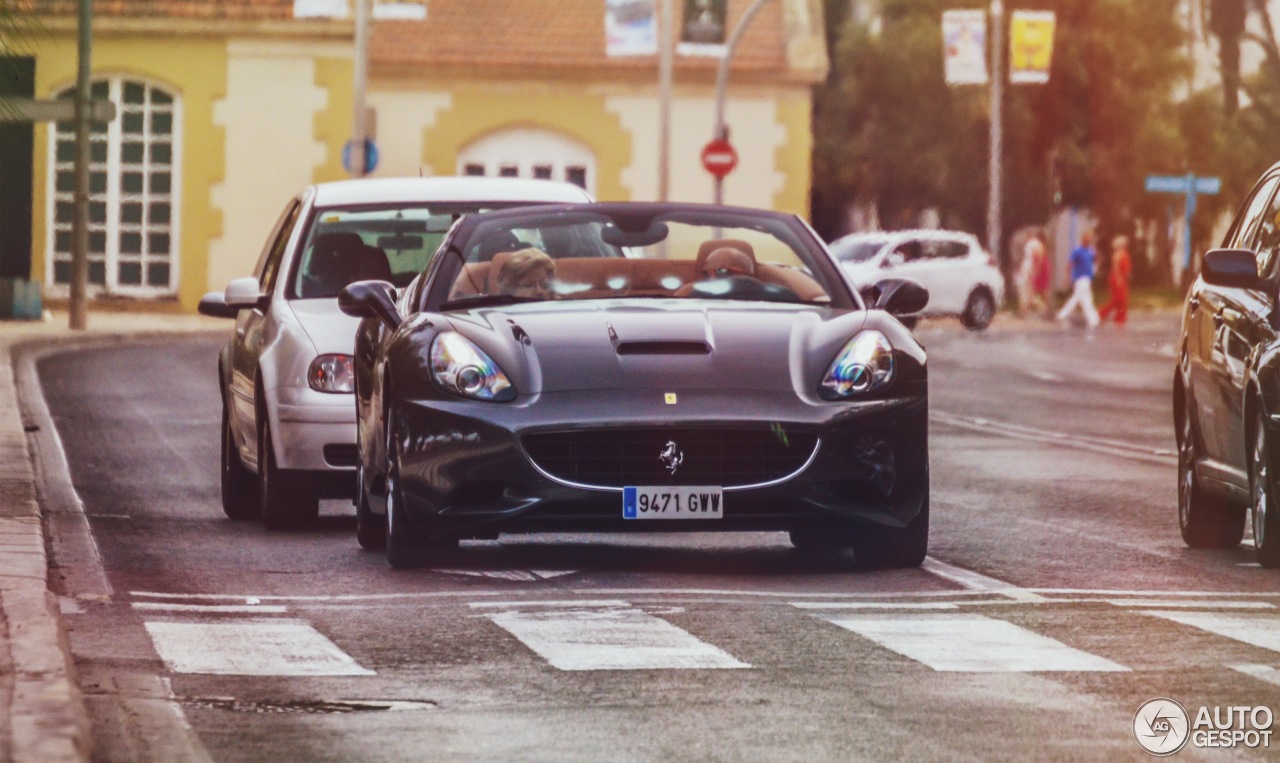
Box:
614;340;710;355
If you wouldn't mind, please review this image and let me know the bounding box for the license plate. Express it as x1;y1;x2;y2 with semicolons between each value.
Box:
623;486;723;519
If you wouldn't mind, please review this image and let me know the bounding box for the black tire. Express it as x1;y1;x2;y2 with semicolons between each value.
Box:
258;416;319;531
383;401;458;568
356;464;386;551
1250;410;1280;568
220;403;258;520
1178;396;1245;548
850;497;930;569
961;289;995;331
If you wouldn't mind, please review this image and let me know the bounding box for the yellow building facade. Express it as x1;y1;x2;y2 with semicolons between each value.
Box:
15;1;826;312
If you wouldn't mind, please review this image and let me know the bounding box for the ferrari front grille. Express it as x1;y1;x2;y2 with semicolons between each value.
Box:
522;426;819;489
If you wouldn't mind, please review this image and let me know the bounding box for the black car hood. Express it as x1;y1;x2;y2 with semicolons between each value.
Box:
438;300;867;396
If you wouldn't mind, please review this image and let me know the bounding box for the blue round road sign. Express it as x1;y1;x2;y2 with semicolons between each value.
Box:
342;138;379;175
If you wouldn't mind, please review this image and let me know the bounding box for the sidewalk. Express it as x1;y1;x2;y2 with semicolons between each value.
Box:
0;310;225;763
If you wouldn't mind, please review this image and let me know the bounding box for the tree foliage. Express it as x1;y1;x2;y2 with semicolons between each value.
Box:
812;0;1190;257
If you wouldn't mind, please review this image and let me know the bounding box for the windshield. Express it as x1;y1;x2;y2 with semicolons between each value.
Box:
291;203;513;299
443;208;836;308
832;239;889;263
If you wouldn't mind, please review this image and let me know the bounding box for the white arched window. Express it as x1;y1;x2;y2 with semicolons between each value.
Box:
47;77;180;296
457;128;595;196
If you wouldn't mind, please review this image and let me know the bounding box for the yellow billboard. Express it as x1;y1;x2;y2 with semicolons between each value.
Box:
1010;10;1055;84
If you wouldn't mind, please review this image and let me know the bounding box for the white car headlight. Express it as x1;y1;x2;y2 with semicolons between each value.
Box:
819;330;894;400
308;354;355;393
430;332;516;402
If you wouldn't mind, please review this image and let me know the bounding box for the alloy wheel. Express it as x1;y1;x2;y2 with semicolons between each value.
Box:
1255;415;1271;552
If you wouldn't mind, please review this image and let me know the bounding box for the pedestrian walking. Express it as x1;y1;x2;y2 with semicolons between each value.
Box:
1098;234;1132;326
1016;229;1050;317
1056;229;1100;328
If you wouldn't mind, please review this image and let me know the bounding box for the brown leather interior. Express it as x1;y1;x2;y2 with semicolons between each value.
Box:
449;254;826;302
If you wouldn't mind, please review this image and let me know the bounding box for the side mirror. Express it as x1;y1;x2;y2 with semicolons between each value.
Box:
224;277;270;311
339;280;402;329
197;291;239;319
1203;249;1263;290
872;277;929;316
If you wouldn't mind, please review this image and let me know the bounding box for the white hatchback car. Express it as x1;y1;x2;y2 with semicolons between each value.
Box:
198;177;593;529
829;230;1004;329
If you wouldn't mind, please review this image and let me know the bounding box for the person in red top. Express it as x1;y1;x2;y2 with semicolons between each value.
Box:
1098;235;1133;326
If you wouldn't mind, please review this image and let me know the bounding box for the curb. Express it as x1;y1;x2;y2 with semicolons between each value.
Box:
0;319;226;763
0;337;90;763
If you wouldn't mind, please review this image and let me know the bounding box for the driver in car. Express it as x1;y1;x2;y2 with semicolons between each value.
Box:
495;247;557;300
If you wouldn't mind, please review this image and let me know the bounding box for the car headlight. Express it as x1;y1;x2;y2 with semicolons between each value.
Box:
430;332;516;402
308;354;355;393
819;330;894;400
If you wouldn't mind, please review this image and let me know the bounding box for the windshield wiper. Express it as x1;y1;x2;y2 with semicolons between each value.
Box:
441;294;542;311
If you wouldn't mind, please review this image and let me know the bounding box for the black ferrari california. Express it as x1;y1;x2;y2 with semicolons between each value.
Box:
339;202;930;568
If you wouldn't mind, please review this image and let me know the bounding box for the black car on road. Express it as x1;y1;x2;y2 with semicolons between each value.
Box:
1176;162;1280;567
340;202;930;569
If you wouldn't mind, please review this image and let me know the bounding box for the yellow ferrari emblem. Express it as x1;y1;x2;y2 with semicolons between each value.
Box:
664;392;678;405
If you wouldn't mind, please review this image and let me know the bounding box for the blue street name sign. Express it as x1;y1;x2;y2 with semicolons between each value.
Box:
1145;174;1221;195
1144;173;1222;268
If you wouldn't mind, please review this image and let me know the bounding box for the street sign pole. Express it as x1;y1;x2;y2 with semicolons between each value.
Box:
711;0;768;204
70;0;92;330
349;0;370;178
658;0;673;201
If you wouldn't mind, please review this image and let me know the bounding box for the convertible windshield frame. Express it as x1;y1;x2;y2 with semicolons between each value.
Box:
422;203;859;312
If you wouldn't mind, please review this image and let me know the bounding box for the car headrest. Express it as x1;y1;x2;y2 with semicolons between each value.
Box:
695;239;756;273
353;245;393;283
476;230;524;262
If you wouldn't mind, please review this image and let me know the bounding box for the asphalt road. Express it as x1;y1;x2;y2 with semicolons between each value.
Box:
31;315;1280;762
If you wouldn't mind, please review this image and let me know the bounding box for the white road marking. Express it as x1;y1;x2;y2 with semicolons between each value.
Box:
470;600;629;609
932;410;1176;464
1027;371;1064;382
1029;588;1280;597
486;604;748;671
144;620;374;676
1145;611;1280;654
1106;600;1273;610
921;558;1046;602
823;613;1128;672
132;603;288;614
429;569;580;581
791;602;961;610
1230;664;1280;687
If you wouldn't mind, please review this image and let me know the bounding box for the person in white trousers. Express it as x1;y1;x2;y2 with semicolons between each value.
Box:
1056;229;1100;328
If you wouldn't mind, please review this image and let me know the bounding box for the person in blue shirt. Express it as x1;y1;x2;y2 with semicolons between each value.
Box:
1055;229;1100;328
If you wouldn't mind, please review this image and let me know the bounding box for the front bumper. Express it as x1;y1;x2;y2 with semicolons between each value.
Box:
273;386;357;472
391;388;928;537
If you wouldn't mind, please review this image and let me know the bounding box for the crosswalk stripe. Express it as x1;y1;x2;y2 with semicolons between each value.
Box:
821;613;1129;672
1145;611;1280;653
144;620;375;676
485;604;749;671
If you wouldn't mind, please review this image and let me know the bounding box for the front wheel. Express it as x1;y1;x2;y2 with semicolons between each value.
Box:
850;497;929;569
258;417;319;531
961;289;996;331
1251;411;1280;567
221;403;258;520
1179;397;1245;548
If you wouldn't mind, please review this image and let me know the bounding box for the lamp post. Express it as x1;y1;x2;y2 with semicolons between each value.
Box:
987;0;1004;269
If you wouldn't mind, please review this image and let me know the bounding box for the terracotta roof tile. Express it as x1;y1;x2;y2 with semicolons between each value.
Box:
370;0;786;73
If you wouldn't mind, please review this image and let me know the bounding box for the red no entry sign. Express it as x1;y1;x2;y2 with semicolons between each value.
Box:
701;138;738;179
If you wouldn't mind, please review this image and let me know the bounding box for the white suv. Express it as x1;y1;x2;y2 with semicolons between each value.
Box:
829;230;1004;329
